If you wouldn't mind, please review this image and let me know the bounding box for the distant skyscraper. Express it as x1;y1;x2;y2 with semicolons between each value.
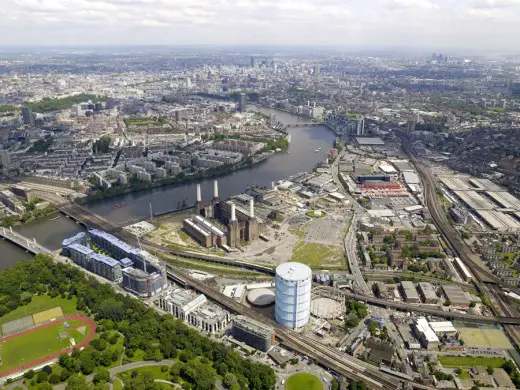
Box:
250;56;256;68
21;106;34;126
238;93;247;112
313;65;320;75
356;115;365;136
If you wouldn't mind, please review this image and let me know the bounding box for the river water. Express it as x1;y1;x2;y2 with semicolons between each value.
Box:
0;107;336;269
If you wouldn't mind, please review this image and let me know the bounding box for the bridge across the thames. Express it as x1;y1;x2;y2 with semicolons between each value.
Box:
0;227;54;256
285;122;324;127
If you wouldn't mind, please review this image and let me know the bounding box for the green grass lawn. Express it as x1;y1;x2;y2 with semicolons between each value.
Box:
439;356;506;368
291;241;345;269
127;348;146;362
113;378;124;390
458;369;471;379
107;332;125;368
285;373;323;390
0;319;89;371
0;295;77;326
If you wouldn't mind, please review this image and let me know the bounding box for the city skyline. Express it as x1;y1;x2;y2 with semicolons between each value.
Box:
1;0;520;53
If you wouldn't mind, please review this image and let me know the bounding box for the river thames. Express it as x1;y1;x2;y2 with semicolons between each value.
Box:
0;107;336;268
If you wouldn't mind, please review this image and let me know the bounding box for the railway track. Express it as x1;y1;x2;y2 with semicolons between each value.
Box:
400;134;520;348
400;137;498;285
485;285;520;347
57;202;405;389
166;267;402;389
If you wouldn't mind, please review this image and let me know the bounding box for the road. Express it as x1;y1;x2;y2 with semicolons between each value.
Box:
344;213;371;295
51;360;176;390
332;150;371;295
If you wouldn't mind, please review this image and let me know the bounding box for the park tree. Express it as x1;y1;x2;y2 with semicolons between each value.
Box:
93;367;110;384
181;359;216;390
79;352;96;375
20;291;32;304
90;338;107;351
37;371;48;383
66;375;89;390
48;374;60;384
97;299;125;321
60;369;71;382
223;372;238;388
23;369;35;379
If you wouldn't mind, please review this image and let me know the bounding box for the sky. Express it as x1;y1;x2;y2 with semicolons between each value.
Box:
1;0;520;52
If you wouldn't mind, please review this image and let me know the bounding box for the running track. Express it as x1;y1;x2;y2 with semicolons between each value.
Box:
0;314;96;378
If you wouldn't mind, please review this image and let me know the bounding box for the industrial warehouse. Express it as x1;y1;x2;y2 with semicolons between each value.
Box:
439;175;520;232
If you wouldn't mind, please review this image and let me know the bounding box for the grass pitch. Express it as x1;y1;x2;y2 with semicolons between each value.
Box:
0;319;88;371
33;307;64;325
285;373;323;390
458;327;512;349
0;295;77;328
439;356;506;368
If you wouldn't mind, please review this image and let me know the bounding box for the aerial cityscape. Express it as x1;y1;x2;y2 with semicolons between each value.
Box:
1;2;520;390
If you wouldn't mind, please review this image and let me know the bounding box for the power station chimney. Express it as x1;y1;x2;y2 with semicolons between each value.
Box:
213;180;219;198
249;198;254;218
231;203;236;222
196;184;201;202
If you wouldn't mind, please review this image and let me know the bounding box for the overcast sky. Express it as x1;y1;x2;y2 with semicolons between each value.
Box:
1;0;519;53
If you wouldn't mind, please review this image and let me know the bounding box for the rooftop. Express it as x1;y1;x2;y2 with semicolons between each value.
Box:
276;262;312;282
234;315;274;337
415;317;439;343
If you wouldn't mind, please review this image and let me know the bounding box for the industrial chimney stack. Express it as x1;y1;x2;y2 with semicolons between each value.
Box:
231;203;236;222
249;198;254;218
213;180;219;198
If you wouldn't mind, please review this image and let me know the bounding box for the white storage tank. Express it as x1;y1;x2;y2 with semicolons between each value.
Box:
275;262;312;328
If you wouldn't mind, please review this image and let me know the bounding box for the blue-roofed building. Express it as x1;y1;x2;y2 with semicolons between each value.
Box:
119;258;133;268
68;244;94;269
89;253;123;282
87;229;167;295
62;232;87;256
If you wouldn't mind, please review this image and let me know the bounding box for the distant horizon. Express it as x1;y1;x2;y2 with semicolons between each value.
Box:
2;0;520;55
0;43;518;57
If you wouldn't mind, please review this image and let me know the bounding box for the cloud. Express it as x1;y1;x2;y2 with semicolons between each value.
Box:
0;0;519;51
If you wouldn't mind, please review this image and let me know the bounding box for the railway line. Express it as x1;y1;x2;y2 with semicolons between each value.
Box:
166;267;402;389
56;202;405;389
400;136;497;285
400;134;520;347
342;290;520;324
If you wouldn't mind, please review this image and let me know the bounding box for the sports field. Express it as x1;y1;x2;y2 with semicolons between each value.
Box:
285;373;323;390
0;295;77;331
33;307;64;325
439;356;506;368
458;327;512;349
0;314;95;375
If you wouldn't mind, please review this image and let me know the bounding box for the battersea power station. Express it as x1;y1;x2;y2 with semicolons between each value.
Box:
183;180;261;249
